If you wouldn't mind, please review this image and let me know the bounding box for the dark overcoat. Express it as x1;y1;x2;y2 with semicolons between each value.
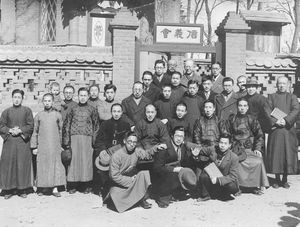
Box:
215;92;239;121
121;95;151;127
267;92;299;174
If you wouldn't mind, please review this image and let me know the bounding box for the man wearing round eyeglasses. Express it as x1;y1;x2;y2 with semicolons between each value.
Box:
152;59;172;88
105;131;156;212
121;82;151;130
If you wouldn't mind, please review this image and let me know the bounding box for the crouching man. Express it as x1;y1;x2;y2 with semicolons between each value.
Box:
151;126;197;208
193;134;239;201
104;131;157;213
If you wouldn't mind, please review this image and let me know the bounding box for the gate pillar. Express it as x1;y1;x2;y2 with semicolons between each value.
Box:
110;7;139;98
215;12;250;82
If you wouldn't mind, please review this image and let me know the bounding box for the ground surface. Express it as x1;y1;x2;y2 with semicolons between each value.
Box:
1;175;300;227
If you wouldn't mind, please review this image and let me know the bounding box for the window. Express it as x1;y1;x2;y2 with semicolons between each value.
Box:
40;0;57;44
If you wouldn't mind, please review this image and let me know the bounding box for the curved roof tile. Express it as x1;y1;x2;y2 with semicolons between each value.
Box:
0;45;113;64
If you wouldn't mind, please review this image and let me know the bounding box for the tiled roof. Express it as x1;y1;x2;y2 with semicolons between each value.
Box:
0;45;113;64
240;10;291;24
246;52;297;68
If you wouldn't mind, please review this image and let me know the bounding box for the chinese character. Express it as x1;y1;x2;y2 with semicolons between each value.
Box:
187;30;198;39
174;29;183;39
161;28;172;38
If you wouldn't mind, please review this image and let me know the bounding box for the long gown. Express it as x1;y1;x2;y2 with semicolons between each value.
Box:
107;146;151;213
31;109;66;188
0;105;34;190
267;92;299;174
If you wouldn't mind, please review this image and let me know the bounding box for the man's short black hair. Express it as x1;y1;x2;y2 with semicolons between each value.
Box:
78;87;89;95
188;79;199;87
154;59;165;67
43;93;54;101
104;84;117;92
202;75;213;83
172;126;185;136
219;133;232;143
142;71;154;80
63;85;75;93
12;89;24;98
203;99;215;107
111;103;123;112
124;131;138;140
171;71;182;78
222;77;234;85
89;84;99;93
212;61;222;68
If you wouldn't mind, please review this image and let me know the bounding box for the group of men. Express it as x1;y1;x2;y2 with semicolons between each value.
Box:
0;59;299;214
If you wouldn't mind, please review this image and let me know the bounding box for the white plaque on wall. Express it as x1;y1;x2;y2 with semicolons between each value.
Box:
92;17;106;47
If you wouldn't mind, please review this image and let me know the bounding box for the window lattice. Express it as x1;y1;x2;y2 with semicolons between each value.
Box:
40;0;57;44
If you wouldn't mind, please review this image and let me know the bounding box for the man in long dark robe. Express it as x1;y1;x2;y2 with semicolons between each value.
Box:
93;103;130;197
244;77;272;134
0;89;34;199
220;98;269;195
267;76;299;189
142;71;161;103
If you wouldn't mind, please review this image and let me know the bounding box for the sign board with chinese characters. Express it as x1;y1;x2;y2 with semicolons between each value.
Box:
155;23;204;45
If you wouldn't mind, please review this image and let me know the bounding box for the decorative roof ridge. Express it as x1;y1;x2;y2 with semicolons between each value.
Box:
216;11;250;35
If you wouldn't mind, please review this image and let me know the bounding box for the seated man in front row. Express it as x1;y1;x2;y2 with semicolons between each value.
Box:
192;133;239;201
152;126;197;208
104;132;158;213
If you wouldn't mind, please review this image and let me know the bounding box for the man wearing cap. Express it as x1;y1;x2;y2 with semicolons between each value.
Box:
244;76;272;134
105;131;157;213
93;103;130;197
151;126;198;208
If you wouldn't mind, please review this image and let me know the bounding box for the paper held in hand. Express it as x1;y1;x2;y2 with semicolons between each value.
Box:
204;162;223;179
270;107;287;120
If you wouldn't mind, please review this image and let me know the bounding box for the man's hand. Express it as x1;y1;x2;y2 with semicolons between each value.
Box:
173;167;183;173
132;175;136;182
32;149;38;155
254;150;262;157
157;143;167;150
211;177;217;184
130;126;135;132
161;119;168;124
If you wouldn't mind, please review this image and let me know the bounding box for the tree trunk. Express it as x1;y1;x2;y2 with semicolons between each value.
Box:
291;0;300;52
205;0;212;46
187;0;191;23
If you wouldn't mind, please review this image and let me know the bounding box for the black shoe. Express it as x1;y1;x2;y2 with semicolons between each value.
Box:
157;203;168;208
69;189;76;194
253;189;263;195
196;196;211;202
4;194;13;200
234;190;242;197
272;183;280;189
140;200;152;209
282;182;290;189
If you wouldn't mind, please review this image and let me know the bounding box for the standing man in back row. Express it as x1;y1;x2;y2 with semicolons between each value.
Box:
181;59;202;88
152;60;171;89
267;76;299;189
211;62;224;94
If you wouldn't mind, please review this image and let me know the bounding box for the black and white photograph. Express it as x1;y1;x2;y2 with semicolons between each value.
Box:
0;0;300;226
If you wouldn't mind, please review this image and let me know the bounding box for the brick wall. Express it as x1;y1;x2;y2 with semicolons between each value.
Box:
0;65;112;113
